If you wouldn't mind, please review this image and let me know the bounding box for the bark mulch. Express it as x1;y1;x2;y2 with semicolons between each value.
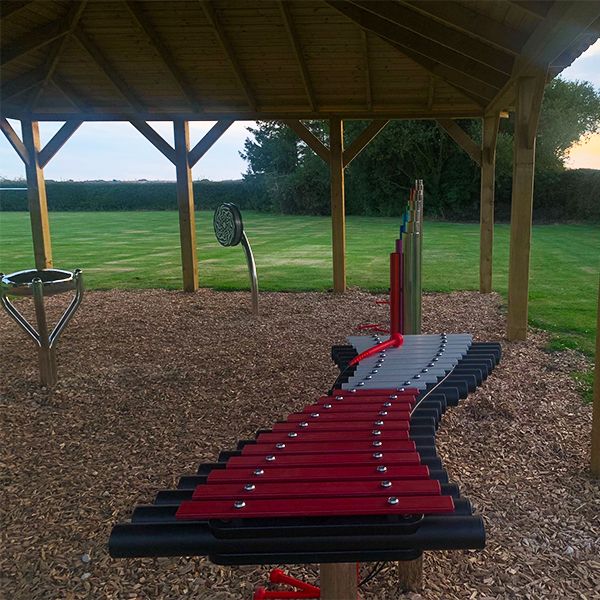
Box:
1;289;598;600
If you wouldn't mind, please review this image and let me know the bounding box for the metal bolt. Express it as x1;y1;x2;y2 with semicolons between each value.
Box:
244;483;256;491
387;496;399;505
414;374;421;379
335;395;344;400
379;411;388;416
428;363;435;367
275;443;286;449
422;368;428;373
375;420;384;426
396;387;405;392
376;465;387;472
373;452;383;459
324;404;332;409
234;500;246;509
384;402;392;407
299;421;309;427
254;469;264;476
372;440;382;447
404;381;411;386
288;432;298;438
350;389;357;393
380;480;392;488
357;382;365;387
266;455;276;461
389;394;397;400
310;412;320;418
364;375;372;380
371;369;379;374
372;429;382;436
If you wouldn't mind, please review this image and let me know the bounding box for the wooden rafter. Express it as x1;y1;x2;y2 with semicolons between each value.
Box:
343;120;388;167
486;1;600;113
399;1;526;55
0;1;33;20
0;117;30;165
353;0;514;75
361;30;372;111
437;119;482;166
188;120;234;167
1;20;71;67
200;0;257;111
427;76;435;110
284;120;330;163
130;121;176;164
1;68;46;102
326;1;508;88
74;26;145;112
279;1;316;112
29;1;88;109
51;75;92;111
38;121;83;168
124;1;203;112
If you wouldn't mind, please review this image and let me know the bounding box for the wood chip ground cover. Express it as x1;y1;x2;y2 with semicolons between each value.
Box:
1;290;598;599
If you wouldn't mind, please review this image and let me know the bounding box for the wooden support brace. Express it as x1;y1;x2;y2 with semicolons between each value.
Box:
397;555;423;592
592;278;600;477
1;20;71;67
130;120;176;164
173;120;199;292
479;112;500;294
437;119;482;166
329;117;346;294
38;120;83;168
507;74;545;340
343;119;388;167
0;117;30;165
284;120;330;163
319;563;357;600
20;119;53;269
188;120;234;167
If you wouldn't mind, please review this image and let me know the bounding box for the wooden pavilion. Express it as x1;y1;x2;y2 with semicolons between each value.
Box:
2;2;600;595
1;0;599;344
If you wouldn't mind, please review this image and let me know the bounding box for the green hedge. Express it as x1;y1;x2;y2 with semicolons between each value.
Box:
0;179;264;212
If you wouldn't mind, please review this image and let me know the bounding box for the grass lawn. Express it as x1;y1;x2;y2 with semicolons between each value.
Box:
0;210;598;355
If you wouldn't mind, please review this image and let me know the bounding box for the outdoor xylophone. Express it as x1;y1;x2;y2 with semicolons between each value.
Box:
109;182;501;596
109;335;500;566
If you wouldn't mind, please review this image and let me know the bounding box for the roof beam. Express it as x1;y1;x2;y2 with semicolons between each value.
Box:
1;68;46;102
1;20;71;67
51;75;92;112
486;1;600;113
353;0;514;75
361;31;372;111
188;120;234;166
0;1;33;20
200;0;257;111
124;1;203;113
343;120;388;167
73;25;146;112
38;120;83;168
509;1;552;19
29;1;88;109
284;120;330;163
0;117;30;165
279;1;317;112
327;1;508;88
130;121;176;164
437;119;481;166
399;1;526;55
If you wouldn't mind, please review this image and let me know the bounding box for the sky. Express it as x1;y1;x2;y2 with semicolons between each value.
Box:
1;40;599;181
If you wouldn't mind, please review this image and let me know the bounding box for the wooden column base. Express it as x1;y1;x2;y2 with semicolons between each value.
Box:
320;563;358;600
397;555;423;592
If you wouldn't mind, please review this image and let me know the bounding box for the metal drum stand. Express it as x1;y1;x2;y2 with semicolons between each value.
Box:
1;268;84;387
213;203;259;315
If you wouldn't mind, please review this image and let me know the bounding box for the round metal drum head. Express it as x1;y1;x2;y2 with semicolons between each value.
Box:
213;203;244;247
1;269;76;297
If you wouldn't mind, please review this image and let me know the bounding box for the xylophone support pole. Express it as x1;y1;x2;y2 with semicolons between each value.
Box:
319;563;358;600
397;555;423;592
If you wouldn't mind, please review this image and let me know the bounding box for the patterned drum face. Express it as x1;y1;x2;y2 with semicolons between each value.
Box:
214;203;244;247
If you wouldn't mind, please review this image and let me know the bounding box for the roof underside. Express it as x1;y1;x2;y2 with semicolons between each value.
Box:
1;0;599;121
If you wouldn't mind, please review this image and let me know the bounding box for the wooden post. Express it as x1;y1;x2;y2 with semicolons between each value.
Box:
591;278;600;477
173;119;198;292
320;563;357;600
329;117;346;294
507;75;545;340
21;119;53;269
397;555;423;592
479;112;500;293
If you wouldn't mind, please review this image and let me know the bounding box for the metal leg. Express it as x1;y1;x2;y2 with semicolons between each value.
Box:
241;232;259;315
32;277;57;387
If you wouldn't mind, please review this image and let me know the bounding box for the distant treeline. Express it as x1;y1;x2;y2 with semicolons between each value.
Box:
1;168;598;222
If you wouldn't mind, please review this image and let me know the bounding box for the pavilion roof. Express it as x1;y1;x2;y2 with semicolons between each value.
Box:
1;0;599;121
